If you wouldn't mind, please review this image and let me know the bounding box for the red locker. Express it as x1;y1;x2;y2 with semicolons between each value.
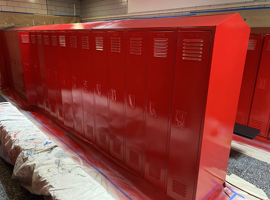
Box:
248;35;270;137
80;31;95;142
69;31;84;135
167;30;211;200
144;30;176;189
125;30;147;174
107;31;126;162
37;31;50;112
236;34;263;125
30;32;44;108
92;31;110;152
57;30;74;128
18;31;37;105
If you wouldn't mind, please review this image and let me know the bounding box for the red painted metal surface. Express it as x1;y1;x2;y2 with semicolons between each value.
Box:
248;35;270;138
236;34;263;125
1;14;250;200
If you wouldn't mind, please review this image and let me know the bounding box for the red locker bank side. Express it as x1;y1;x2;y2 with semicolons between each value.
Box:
248;35;270;137
236;34;263;125
195;16;249;199
0;31;9;90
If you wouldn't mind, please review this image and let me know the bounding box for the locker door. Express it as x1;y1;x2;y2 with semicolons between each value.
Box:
69;31;84;135
58;31;74;127
30;32;44;108
167;31;211;200
92;31;109;151
80;31;95;142
40;32;50;112
145;30;176;190
249;35;270;137
236;35;263;125
37;32;46;110
108;31;125;161
52;33;63;122
46;32;57;117
18;31;37;105
125;31;147;174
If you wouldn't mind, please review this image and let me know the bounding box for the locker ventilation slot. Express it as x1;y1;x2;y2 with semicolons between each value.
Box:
172;178;187;197
70;36;77;48
30;35;36;44
247;39;257;50
81;36;89;49
59;35;66;47
267;40;270;51
95;37;103;51
149;163;161;180
21;35;29;44
64;114;73;124
52;36;57;46
58;109;63;118
154;38;168;58
44;35;49;45
111;37;121;53
235;114;243;124
99;131;106;145
75;117;82;130
130;38;142;55
87;125;94;138
182;39;203;61
112;136;122;155
249;119;263;130
129;150;139;167
38;35;42;45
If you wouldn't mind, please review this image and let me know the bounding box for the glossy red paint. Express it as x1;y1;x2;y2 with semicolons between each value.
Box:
236;34;263;125
248;35;270;138
2;14;250;200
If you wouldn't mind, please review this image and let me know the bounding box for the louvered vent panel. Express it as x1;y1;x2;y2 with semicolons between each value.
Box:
95;37;103;51
149;163;161;180
52;36;57;46
87;125;94;138
154;38;168;58
75;117;82;130
130;150;139;167
111;37;121;53
249;119;263;130
172;178;187;197
112;136;122;154
38;35;42;44
267;40;270;51
44;35;49;45
182;39;203;61
21;34;29;44
70;36;77;48
81;36;89;49
247;39;257;50
30;35;36;44
235;114;243;124
130;37;142;55
59;35;66;47
99;131;106;145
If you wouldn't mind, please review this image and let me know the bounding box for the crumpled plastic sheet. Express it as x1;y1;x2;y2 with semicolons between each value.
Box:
0;102;115;200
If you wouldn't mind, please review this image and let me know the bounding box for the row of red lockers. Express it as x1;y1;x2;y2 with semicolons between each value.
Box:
0;14;250;200
237;28;270;139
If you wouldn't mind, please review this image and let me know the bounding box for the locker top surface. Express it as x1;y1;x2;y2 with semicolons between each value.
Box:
4;13;247;31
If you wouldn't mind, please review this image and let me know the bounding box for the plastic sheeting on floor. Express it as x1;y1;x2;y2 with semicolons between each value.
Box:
0;102;115;200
